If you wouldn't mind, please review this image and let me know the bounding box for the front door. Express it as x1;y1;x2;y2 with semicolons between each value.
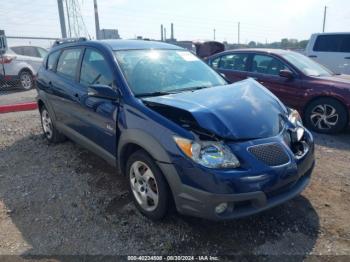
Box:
246;54;303;109
76;48;119;156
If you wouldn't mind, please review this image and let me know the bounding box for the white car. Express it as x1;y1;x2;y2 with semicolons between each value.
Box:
305;33;350;75
0;46;47;90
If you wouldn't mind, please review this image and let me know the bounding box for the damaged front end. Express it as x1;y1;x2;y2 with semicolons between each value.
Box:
143;100;220;141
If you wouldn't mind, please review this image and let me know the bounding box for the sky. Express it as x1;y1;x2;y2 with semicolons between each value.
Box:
1;0;350;47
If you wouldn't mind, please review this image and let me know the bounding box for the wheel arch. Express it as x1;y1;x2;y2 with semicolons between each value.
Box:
303;95;349;121
18;67;34;77
302;95;350;132
37;99;45;111
117;130;172;176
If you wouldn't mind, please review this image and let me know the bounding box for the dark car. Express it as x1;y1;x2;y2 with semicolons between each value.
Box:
36;39;314;221
207;49;350;134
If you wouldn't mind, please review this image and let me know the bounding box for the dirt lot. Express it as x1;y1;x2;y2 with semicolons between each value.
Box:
0;89;36;106
0;110;349;259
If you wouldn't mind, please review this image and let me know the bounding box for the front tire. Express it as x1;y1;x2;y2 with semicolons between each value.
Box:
304;98;348;134
40;105;65;143
19;70;33;90
126;150;170;221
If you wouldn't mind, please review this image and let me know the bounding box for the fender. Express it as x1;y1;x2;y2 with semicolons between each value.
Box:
36;89;58;122
117;128;173;173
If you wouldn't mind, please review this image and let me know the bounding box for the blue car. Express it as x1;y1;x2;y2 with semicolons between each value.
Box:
36;39;315;221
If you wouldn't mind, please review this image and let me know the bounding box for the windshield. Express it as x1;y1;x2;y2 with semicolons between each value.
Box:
114;49;227;96
281;52;333;77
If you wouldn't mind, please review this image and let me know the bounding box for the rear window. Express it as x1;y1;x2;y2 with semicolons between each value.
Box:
56;48;82;80
313;34;350;53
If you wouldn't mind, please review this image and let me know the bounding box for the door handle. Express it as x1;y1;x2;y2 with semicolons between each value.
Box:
308;55;317;58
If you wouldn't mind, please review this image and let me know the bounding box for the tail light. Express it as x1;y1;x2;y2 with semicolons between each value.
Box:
0;55;16;64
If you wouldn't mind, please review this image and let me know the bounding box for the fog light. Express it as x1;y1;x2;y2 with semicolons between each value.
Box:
215;202;228;214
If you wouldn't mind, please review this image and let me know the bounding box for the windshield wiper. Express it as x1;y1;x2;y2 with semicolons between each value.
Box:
136;86;213;98
170;85;213;93
135;91;176;98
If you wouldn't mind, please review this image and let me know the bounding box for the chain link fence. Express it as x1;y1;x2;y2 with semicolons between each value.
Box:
1;36;56;88
1;36;57;105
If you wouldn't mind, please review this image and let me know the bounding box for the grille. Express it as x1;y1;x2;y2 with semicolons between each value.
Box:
248;143;289;166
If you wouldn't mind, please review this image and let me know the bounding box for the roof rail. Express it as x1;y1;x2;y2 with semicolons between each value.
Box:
53;37;87;47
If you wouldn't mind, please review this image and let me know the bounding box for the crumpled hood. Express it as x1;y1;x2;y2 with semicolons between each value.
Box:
143;79;288;140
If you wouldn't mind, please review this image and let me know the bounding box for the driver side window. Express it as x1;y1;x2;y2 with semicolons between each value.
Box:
80;49;113;87
251;54;287;76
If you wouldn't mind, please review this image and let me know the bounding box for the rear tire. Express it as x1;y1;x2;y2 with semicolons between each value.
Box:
40;105;66;143
304;98;348;134
126;150;170;221
19;70;33;90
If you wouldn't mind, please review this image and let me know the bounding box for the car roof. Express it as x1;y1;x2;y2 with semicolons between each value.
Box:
51;39;184;51
312;32;350;36
216;48;293;56
99;40;184;51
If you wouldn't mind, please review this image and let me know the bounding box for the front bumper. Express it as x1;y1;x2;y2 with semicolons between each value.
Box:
158;129;315;220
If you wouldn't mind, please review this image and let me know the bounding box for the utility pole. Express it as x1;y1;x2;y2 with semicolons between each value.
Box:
94;0;100;39
164;27;167;41
57;0;67;38
322;6;327;32
238;22;240;45
65;0;72;38
213;28;216;41
161;24;164;41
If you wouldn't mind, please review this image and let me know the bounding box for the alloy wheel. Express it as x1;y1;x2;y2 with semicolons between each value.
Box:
129;161;159;212
41;110;53;139
310;104;339;130
20;72;33;90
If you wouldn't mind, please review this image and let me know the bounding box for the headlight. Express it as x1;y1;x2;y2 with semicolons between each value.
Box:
288;109;304;141
173;136;240;169
288;109;303;126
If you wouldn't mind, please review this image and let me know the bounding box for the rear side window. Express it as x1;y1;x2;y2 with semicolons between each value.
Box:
11;46;24;55
211;57;221;69
216;53;249;71
22;46;39;57
56;48;82;80
251;55;287;76
313;34;350;53
80;49;113;87
46;51;60;71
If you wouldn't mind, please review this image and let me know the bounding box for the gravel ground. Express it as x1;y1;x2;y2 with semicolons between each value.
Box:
0;89;36;106
0;110;349;259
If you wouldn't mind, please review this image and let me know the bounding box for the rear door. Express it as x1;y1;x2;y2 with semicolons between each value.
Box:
50;47;83;130
308;34;350;74
77;47;118;156
246;54;303;108
209;53;249;82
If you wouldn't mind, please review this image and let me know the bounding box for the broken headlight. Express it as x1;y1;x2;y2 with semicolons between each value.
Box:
288;109;304;142
173;137;240;169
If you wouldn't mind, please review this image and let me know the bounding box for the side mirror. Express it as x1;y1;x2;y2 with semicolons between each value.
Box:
279;69;294;79
88;84;119;100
